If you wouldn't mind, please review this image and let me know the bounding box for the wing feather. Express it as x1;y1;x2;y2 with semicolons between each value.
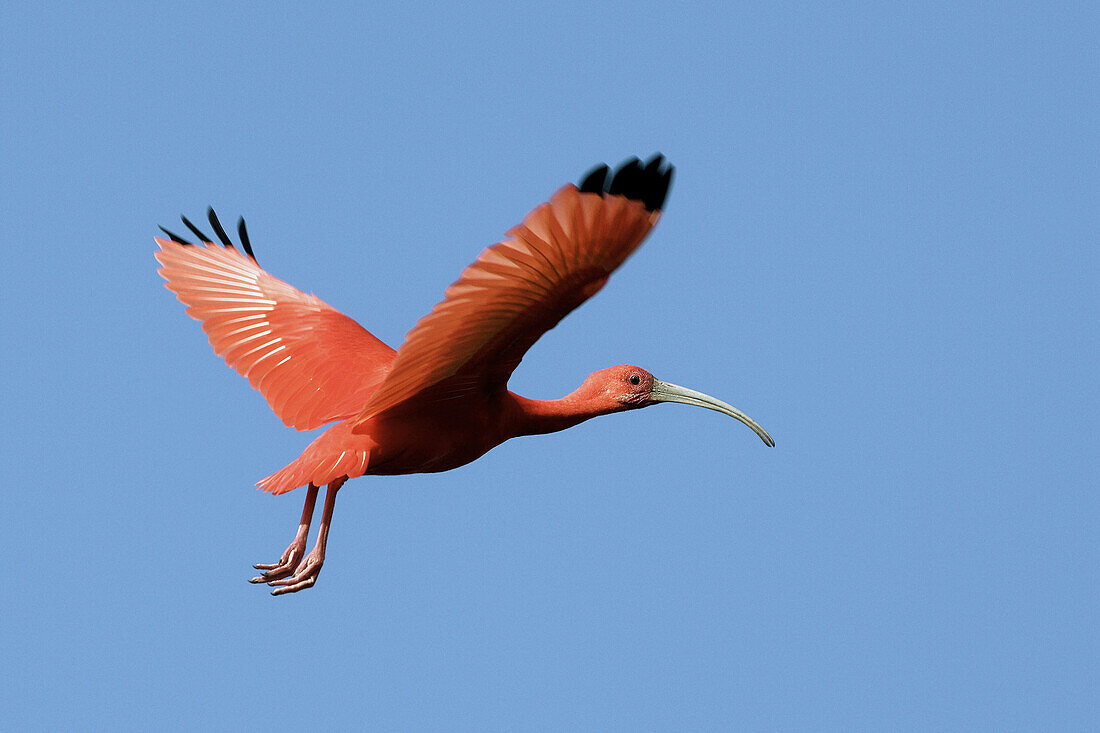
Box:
156;228;395;430
351;155;672;426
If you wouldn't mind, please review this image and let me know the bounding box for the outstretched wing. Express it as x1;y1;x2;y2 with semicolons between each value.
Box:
155;209;395;430
350;154;673;427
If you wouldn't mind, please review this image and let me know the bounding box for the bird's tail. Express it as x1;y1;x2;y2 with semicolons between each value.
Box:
256;422;372;494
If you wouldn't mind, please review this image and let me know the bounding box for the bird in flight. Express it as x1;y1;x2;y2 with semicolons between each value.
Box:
155;154;773;595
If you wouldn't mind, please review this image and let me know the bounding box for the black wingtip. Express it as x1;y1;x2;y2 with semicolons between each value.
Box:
579;164;610;194
237;217;256;262
576;153;674;212
180;215;213;244
207;207;235;250
158;209;259;262
158;226;193;245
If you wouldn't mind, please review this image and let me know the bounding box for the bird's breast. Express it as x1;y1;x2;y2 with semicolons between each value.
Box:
359;406;507;476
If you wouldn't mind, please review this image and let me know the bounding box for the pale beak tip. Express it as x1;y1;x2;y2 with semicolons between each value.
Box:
651;379;774;448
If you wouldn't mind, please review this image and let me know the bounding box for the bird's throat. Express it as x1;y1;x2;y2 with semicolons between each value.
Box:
506;392;616;438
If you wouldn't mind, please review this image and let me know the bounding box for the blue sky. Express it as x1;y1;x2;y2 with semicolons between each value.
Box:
2;1;1096;729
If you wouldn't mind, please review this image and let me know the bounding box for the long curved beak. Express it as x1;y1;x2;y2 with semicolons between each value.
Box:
650;379;775;447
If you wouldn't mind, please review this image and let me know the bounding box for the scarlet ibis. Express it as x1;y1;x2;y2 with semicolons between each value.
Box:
156;155;773;595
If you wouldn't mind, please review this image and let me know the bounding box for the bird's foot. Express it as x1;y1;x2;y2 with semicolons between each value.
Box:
249;539;307;585
267;551;325;596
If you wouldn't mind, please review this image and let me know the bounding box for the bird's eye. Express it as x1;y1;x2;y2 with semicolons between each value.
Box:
629;375;641;386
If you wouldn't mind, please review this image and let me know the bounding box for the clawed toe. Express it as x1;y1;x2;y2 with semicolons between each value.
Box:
248;546;305;584
248;568;291;584
252;560;284;571
268;554;324;596
270;577;316;595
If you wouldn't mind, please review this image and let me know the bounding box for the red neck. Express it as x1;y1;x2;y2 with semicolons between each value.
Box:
505;390;618;438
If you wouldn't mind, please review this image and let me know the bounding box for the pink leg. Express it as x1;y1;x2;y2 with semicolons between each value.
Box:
269;477;345;596
249;483;319;584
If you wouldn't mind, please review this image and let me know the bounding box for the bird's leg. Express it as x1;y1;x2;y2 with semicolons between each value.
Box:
269;477;345;596
249;483;319;584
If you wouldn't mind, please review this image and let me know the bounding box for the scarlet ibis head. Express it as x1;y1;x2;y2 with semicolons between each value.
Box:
581;365;775;446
